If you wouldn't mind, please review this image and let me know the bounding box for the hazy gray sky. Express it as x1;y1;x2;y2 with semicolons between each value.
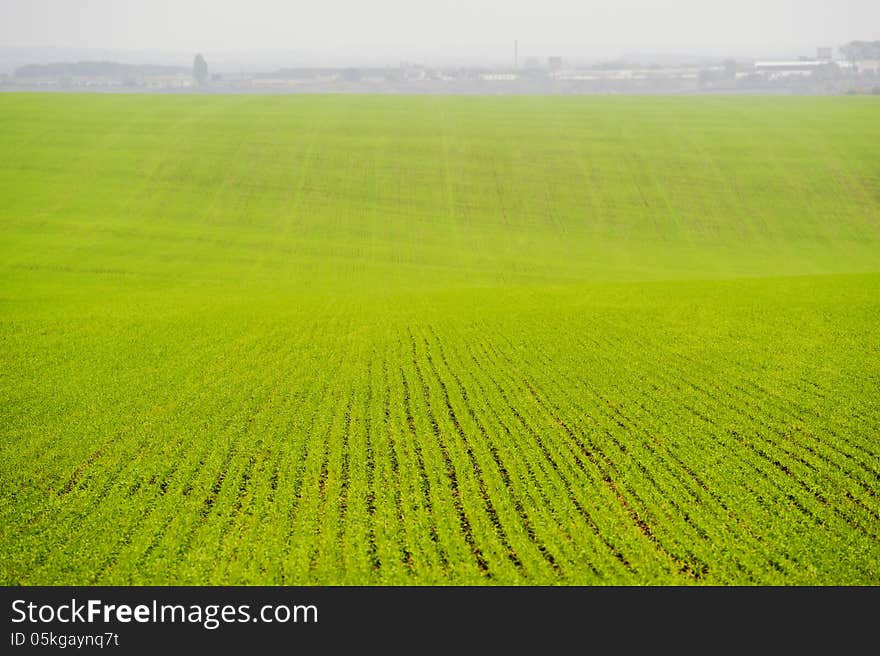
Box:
1;0;878;63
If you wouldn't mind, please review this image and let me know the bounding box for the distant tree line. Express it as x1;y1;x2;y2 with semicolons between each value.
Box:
15;61;186;78
840;41;880;62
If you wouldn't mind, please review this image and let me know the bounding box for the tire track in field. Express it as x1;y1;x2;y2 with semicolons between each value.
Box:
399;363;450;572
55;340;198;502
535;325;853;567
461;335;633;578
309;384;351;574
478;330;711;579
425;325;562;577
230;450;260;519
287;314;359;577
734;361;880;449
556;322;880;555
58;446;107;496
419;330;526;576
668;341;880;479
587;323;880;538
520;376;710;580
330;388;355;574
407;331;490;577
599;389;783;576
363;357;380;571
454;335;603;577
509;326;787;579
280;361;347;582
637;322;880;472
731;430;880;539
215;443;271;579
558;319;876;529
720;396;880;535
380;356;415;573
115;325;320;580
133;407;256;578
89;431;187;584
159;319;343;582
162;404;258;566
96;337;279;581
264;339;338;517
725;380;878;490
466;338;627;554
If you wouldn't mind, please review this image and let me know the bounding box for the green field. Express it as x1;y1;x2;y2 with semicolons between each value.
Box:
1;94;878;585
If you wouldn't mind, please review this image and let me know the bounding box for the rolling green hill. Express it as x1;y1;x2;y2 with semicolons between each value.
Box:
1;94;878;584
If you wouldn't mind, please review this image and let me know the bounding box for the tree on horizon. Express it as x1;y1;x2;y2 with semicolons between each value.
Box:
193;53;208;85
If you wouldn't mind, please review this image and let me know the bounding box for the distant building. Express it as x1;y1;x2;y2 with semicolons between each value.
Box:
137;74;193;89
524;57;541;69
548;56;563;72
755;60;828;77
250;78;298;88
753;59;855;80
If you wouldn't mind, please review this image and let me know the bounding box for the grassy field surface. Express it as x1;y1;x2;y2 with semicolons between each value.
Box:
1;94;878;584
